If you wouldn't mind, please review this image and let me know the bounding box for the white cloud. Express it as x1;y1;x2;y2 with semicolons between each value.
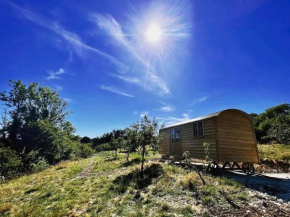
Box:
157;113;190;126
110;74;141;84
46;68;65;80
91;14;170;96
99;85;134;98
9;3;127;72
158;106;174;112
133;111;138;115
9;3;170;96
190;96;208;106
140;111;149;118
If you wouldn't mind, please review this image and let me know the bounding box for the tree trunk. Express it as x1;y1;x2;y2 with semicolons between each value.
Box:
141;146;145;175
126;152;129;162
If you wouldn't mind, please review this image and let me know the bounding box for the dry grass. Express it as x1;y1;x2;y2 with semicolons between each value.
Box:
0;152;248;216
258;144;290;163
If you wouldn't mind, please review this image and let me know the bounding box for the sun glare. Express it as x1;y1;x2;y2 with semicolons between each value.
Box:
146;24;162;43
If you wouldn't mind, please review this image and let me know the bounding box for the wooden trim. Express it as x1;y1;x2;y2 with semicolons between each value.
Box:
251;120;260;163
214;117;220;162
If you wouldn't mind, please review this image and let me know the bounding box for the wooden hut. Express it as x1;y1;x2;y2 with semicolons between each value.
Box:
159;109;259;164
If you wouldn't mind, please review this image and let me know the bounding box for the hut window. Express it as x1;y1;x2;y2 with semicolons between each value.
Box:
193;121;203;137
170;126;181;142
175;126;181;142
170;128;175;142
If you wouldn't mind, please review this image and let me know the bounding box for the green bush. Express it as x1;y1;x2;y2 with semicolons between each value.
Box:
78;143;95;158
31;157;49;172
0;146;22;177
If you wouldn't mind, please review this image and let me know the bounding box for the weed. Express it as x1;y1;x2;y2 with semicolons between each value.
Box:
237;192;248;201
201;196;214;205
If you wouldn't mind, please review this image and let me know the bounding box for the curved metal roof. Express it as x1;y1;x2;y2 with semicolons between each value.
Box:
161;109;252;129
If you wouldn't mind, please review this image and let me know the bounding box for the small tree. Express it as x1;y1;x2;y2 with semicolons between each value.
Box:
203;142;211;163
137;115;162;174
123;124;139;162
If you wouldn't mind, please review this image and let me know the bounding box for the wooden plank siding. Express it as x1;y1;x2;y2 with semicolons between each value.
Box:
216;110;259;163
181;118;218;161
159;109;259;163
159;128;170;155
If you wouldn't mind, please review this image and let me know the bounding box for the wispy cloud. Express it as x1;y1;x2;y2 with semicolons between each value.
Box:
8;2;127;72
140;111;149;118
133;111;138;115
55;85;63;91
110;74;141;84
158;106;174;112
46;68;65;80
157;113;190;126
91;14;170;96
99;85;134;98
190;96;208;106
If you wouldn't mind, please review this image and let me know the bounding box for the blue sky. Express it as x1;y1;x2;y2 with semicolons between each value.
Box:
0;0;289;137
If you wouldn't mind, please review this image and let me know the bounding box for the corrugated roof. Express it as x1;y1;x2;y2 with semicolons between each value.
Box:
161;109;252;129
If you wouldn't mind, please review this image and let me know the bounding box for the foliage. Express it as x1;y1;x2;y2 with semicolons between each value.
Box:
251;103;290;144
122;124;139;161
137;115;163;173
0;80;93;176
182;150;206;185
0;146;22;177
182;151;191;168
80;136;91;144
30;157;49;173
203;142;211;163
77;143;95;159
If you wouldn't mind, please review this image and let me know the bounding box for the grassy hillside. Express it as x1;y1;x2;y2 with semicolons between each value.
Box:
0;152;250;216
258;144;290;163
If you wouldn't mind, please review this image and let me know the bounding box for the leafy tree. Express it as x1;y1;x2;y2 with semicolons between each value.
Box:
252;103;290;144
81;136;92;144
122;123;139;162
0;80;77;165
137;115;163;174
0;145;22;177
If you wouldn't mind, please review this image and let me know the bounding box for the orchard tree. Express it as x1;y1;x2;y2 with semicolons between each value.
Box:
138;115;163;174
123;123;139;162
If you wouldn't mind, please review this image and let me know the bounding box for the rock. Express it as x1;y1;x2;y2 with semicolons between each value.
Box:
246;210;251;214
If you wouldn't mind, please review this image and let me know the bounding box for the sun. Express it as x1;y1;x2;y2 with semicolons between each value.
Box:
146;24;163;43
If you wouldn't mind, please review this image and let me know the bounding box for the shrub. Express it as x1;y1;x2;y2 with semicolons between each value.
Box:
78;143;95;158
31;157;49;172
0;146;22;177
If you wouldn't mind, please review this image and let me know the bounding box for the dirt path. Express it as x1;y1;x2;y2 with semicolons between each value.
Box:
224;170;290;202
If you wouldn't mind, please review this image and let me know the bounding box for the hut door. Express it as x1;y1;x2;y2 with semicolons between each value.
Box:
170;142;182;158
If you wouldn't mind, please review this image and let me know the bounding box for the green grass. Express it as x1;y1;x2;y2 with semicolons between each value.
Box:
0;152;249;216
258;144;290;162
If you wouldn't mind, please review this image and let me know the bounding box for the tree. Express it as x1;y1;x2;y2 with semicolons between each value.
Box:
122;123;139;162
81;136;92;144
0;80;76;163
252;103;290;144
137;115;163;174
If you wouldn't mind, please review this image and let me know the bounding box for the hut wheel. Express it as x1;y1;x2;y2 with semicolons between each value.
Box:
242;163;255;175
222;162;232;169
231;162;240;170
